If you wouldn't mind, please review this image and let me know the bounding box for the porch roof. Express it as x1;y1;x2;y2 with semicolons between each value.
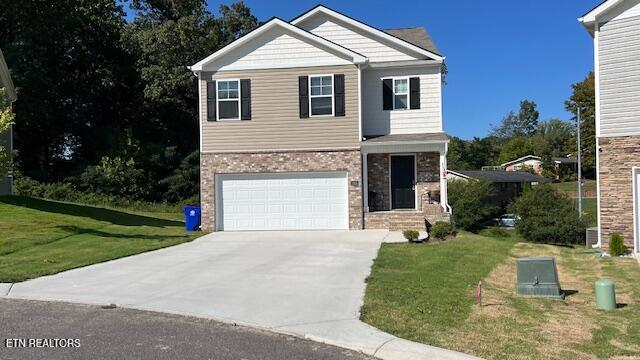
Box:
362;132;448;144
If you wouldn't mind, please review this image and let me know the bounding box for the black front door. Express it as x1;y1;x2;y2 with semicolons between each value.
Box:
391;155;415;209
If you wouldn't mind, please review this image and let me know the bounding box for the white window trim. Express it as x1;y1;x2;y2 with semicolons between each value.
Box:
308;74;335;117
393;77;409;110
216;78;241;121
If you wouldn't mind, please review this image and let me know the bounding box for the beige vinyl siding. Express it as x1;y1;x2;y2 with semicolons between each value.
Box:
599;15;640;137
297;16;420;63
200;65;359;152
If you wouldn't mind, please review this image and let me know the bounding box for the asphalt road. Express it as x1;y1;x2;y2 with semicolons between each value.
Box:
0;299;374;360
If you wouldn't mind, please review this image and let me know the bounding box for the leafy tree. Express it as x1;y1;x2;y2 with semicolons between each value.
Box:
0;88;14;176
2;0;261;203
491;100;540;139
1;0;136;180
565;72;596;177
497;137;535;165
447;136;500;170
532;119;574;160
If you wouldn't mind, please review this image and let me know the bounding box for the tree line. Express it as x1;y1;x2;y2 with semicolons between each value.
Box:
448;72;596;179
0;0;260;202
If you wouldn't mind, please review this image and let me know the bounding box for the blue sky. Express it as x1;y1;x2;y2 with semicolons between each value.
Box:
130;0;602;139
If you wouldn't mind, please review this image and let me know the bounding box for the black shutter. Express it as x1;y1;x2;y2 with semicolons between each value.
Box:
409;77;420;109
382;79;393;110
334;74;345;117
299;76;309;118
240;79;251;120
207;80;217;121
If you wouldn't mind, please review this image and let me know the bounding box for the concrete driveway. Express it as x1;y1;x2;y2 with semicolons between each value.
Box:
4;231;477;360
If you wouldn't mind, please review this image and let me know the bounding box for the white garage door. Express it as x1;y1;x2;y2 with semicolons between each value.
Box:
216;172;349;231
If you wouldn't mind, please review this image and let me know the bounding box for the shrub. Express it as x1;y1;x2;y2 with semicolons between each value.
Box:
509;185;586;245
448;179;498;230
431;221;454;241
609;233;627;256
78;156;150;199
42;182;78;201
402;229;420;243
14;176;46;197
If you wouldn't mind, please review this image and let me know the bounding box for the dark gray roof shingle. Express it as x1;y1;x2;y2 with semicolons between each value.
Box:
383;27;440;55
450;170;547;184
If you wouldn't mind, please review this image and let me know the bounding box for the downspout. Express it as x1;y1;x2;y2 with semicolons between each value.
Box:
440;142;451;214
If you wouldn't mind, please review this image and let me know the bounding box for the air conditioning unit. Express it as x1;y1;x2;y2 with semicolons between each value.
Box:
586;227;598;249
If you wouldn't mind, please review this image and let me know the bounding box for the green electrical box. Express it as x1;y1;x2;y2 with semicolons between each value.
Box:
516;257;564;299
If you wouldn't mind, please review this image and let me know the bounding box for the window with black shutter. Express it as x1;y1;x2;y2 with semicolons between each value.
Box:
207;80;216;121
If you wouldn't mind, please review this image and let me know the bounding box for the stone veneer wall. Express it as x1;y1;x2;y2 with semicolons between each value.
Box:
200;150;362;231
599;136;639;250
366;152;441;212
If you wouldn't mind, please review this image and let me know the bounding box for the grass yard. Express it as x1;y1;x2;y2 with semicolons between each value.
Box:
550;180;596;194
577;197;598;227
362;232;640;360
0;196;199;282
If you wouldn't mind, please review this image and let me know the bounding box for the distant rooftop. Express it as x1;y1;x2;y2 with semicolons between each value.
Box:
552;157;578;164
383;27;440;55
449;170;547;183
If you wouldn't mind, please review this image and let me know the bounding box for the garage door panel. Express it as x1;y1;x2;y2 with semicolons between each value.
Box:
217;172;348;231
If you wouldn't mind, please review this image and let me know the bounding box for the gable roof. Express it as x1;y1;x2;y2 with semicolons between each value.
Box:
189;17;367;72
579;0;624;24
448;170;547;184
291;5;444;62
383;27;439;54
500;155;542;167
0;49;16;102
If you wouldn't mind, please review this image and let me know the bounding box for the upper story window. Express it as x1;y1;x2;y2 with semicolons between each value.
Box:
393;78;408;110
217;80;240;120
309;75;333;116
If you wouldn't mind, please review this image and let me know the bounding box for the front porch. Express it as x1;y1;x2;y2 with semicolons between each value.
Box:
361;133;451;230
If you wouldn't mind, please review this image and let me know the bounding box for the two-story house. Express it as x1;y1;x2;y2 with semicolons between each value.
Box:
190;5;450;232
580;0;640;255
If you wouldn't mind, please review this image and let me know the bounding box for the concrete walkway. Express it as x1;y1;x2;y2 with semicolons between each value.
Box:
3;230;478;360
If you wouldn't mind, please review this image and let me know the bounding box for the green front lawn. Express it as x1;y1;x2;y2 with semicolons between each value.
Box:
550;180;596;193
0;196;199;282
363;232;640;359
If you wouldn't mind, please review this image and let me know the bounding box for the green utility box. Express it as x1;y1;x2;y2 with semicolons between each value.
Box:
595;279;616;310
516;257;564;299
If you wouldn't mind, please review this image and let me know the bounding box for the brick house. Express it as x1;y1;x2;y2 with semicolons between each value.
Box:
189;5;450;232
580;0;640;254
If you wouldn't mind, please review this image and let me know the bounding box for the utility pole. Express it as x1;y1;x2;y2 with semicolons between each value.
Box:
577;107;583;220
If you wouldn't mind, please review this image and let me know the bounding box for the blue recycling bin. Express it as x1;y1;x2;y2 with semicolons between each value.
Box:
184;205;201;231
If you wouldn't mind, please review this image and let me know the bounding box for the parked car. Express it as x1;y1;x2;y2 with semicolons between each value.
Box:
492;214;519;227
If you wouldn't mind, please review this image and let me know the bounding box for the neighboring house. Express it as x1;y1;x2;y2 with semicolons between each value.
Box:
552;156;578;180
447;170;546;208
580;0;640;255
0;48;16;195
501;155;543;175
190;5;449;231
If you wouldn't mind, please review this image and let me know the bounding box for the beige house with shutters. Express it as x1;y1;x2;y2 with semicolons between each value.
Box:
190;5;450;232
580;0;640;255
